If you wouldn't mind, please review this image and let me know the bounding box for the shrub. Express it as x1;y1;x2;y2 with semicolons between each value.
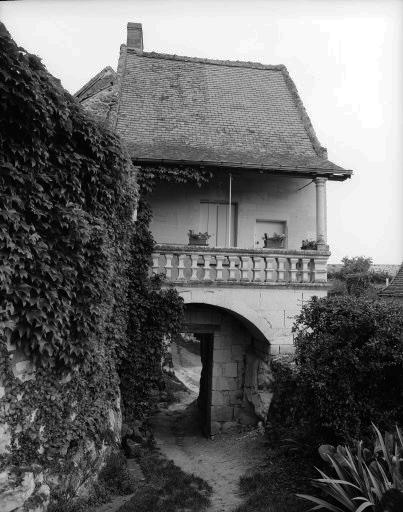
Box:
294;296;403;440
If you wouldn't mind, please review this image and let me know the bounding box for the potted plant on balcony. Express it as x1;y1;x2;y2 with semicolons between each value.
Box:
301;239;318;250
188;230;211;246
263;232;286;249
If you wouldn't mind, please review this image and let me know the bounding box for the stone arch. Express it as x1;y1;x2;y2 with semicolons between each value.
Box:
179;288;272;345
175;291;275;435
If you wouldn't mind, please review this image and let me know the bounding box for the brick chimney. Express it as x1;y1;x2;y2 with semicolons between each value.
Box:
127;22;143;51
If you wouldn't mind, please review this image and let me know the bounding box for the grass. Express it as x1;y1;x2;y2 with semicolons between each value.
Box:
234;443;317;512
48;451;136;512
117;445;212;512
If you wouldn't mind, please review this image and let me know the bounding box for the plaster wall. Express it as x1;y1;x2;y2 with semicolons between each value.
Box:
149;172;316;250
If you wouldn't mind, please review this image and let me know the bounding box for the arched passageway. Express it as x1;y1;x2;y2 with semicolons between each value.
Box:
171;303;273;437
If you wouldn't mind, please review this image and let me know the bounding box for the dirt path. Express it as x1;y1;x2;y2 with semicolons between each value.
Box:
151;390;266;512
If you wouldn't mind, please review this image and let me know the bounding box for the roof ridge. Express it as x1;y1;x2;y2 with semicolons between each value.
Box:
126;46;286;71
74;66;116;99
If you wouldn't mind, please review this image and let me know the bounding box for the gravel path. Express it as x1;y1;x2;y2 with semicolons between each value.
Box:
151;391;266;512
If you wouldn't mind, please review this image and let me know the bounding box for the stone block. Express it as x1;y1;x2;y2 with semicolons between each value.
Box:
238;409;258;426
212;390;229;406
211;406;233;422
213;335;229;349
0;424;11;454
223;363;238;378
212;363;224;377
231;344;244;361
221;421;238;432
12;360;35;382
213;349;231;363
212;376;238;391
210;421;221;435
0;471;35;512
229;390;243;405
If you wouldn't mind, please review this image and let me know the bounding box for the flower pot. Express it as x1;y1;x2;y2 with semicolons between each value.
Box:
264;239;285;249
188;236;209;246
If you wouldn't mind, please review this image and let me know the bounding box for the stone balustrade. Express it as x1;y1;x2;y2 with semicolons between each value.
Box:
151;245;329;284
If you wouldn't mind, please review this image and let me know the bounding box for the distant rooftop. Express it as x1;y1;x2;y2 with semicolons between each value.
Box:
379;263;403;297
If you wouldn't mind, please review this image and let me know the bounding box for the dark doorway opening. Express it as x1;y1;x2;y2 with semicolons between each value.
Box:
196;333;214;437
170;331;214;438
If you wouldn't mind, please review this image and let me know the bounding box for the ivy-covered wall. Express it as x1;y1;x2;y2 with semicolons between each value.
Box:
0;24;183;511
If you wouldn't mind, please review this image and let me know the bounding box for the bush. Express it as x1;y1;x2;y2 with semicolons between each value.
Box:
294;296;403;440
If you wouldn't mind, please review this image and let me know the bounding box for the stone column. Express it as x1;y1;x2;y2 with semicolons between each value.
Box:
315;177;328;250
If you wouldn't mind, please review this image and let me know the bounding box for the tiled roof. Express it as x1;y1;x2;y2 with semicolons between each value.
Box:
379;263;403;297
114;48;352;180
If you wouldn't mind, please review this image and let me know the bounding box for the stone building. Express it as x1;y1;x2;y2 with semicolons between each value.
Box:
77;22;352;434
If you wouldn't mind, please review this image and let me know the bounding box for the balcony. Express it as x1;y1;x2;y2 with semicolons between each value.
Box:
151;245;329;285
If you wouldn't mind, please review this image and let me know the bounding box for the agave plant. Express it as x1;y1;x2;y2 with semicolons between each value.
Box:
297;424;403;511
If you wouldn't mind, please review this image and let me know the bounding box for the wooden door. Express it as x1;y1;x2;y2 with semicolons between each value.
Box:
200;202;236;247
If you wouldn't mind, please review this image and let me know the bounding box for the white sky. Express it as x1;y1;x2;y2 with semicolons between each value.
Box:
2;0;402;263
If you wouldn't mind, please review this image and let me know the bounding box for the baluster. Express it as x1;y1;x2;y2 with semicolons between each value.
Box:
253;256;263;282
203;255;213;280
289;257;299;282
152;253;160;275
215;255;225;281
190;254;199;280
178;254;187;280
264;257;275;282
165;253;173;280
277;257;286;281
228;256;239;280
301;258;311;283
240;256;251;281
313;257;327;282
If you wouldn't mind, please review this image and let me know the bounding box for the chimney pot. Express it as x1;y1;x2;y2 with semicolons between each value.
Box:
127;22;143;51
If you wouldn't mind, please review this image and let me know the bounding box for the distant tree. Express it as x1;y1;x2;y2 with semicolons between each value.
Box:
328;256;391;297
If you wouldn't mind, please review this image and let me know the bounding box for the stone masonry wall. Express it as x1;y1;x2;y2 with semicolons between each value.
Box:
185;305;273;436
0;344;121;512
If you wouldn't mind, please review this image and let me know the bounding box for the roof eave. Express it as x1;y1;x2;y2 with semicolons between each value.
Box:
131;156;353;181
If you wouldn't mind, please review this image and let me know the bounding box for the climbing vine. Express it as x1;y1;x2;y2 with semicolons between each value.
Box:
0;22;138;488
0;21;211;505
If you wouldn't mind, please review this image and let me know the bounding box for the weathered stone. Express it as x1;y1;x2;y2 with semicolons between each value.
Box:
221;421;238;432
237;409;258;426
212;376;237;391
228;390;243;405
212;363;224;377
211;390;229;406
0;471;35;512
211;406;233;422
213;349;231;363
230;344;244;361
223;362;238;378
13;360;35;382
243;351;274;421
212;335;228;349
0;424;11;455
210;421;221;435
